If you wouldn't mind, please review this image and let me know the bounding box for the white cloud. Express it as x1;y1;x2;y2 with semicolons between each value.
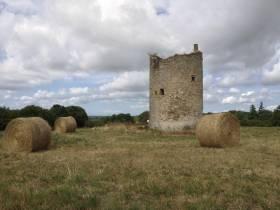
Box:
0;0;279;92
69;87;89;95
1;0;280;114
1;0;37;12
238;91;257;104
99;71;148;92
13;71;149;108
216;89;225;94
241;91;255;97
218;71;257;87
204;93;219;103
266;105;277;111
4;94;11;99
238;96;256;104
20;96;32;101
222;91;258;104
129;103;149;110
222;96;238;104
0;0;176;91
203;74;214;90
229;88;240;93
34;90;55;99
263;60;280;85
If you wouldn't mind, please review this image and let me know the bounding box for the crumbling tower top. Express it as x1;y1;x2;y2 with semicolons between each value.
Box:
193;44;199;52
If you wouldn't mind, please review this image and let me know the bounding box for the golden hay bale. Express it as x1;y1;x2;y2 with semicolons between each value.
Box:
54;116;77;133
196;112;240;148
2;117;51;152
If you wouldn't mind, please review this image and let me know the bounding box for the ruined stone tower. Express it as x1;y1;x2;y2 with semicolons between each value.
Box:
149;44;203;131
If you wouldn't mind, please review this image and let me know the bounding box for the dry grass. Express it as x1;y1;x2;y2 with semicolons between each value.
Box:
0;127;279;209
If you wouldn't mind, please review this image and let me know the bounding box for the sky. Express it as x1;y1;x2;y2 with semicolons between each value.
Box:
0;0;280;116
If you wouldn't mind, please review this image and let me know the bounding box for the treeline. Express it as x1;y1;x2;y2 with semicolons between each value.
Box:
0;104;88;130
86;102;280;128
87;103;280;128
2;102;279;130
86;111;149;127
136;105;280;127
229;102;280;127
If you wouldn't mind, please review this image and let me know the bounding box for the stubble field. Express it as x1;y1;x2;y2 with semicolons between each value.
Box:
0;127;279;210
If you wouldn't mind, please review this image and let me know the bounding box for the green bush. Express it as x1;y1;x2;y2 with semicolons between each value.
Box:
50;104;68;119
85;120;106;128
106;113;134;124
0;107;19;130
0;104;89;130
138;111;149;124
272;106;280;126
66;106;88;127
231;103;276;127
20;105;55;126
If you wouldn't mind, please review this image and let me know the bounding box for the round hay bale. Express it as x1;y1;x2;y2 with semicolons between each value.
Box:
54;116;77;133
196;112;240;148
2;117;51;152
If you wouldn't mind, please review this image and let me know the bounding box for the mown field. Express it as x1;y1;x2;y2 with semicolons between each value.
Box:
0;127;279;210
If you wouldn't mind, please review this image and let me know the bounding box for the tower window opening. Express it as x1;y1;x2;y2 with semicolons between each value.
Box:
154;91;158;95
160;89;165;95
191;75;196;82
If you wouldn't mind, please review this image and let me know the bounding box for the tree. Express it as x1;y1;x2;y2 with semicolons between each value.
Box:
256;102;273;125
230;110;249;121
258;101;264;113
0;107;11;130
258;109;273;121
50;104;68;119
66;106;88;127
138;111;149;124
104;113;135;124
272;105;280;126
249;104;258;120
20;105;54;126
117;113;134;123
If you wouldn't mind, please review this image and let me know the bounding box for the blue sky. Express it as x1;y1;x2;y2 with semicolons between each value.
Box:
0;0;280;115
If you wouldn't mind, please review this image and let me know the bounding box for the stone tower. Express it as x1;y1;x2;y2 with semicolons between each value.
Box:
149;44;203;131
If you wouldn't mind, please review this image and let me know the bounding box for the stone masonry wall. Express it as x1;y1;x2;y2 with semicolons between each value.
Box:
149;47;203;131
